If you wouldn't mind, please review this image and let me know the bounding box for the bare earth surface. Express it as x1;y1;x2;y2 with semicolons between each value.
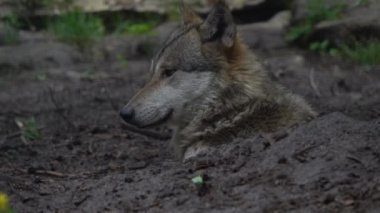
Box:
0;34;380;212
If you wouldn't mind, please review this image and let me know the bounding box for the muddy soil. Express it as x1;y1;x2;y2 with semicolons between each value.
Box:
0;33;380;212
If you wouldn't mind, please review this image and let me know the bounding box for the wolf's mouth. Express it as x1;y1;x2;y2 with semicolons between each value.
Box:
139;109;174;129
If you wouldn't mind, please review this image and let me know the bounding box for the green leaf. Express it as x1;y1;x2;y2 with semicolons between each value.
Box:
191;176;204;184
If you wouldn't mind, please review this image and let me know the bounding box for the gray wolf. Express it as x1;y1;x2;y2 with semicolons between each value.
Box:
120;0;317;160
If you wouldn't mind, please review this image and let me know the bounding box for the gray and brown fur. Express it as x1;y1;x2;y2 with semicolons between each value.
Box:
120;0;317;160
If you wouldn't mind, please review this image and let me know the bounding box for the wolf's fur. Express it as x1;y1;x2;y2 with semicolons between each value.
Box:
121;0;317;159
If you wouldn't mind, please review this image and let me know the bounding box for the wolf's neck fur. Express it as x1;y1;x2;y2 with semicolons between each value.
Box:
173;38;316;157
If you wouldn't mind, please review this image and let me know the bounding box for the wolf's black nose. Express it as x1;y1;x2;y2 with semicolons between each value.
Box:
120;107;135;122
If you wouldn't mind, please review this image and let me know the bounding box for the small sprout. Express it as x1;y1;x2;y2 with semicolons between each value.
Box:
191;175;204;185
191;175;210;196
15;117;43;143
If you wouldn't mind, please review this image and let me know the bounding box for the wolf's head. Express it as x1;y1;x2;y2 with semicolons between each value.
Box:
120;0;242;128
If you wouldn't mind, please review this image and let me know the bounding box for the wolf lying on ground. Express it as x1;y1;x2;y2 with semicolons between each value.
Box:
120;0;317;160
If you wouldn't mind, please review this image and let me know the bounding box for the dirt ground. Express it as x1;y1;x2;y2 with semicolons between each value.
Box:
1;29;380;212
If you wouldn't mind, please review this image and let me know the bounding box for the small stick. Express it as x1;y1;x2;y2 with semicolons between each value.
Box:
11;166;72;178
88;141;94;154
309;69;322;97
34;170;68;177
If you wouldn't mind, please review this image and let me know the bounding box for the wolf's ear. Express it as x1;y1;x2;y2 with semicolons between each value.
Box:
199;0;236;47
179;0;202;26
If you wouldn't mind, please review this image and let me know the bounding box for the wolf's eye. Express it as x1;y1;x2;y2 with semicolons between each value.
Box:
162;69;177;78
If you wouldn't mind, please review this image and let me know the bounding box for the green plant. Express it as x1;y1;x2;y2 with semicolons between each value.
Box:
340;40;380;65
307;0;345;23
309;40;339;55
48;9;104;48
1;14;20;45
15;117;43;142
114;16;158;35
286;0;346;42
309;40;329;52
286;23;313;42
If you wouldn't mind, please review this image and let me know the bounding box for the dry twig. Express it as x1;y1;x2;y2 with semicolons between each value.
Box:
309;69;322;97
33;170;68;177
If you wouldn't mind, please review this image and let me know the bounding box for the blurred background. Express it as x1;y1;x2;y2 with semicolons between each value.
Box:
0;0;379;212
1;0;379;62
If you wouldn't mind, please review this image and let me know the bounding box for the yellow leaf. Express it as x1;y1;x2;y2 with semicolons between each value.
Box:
0;192;9;209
